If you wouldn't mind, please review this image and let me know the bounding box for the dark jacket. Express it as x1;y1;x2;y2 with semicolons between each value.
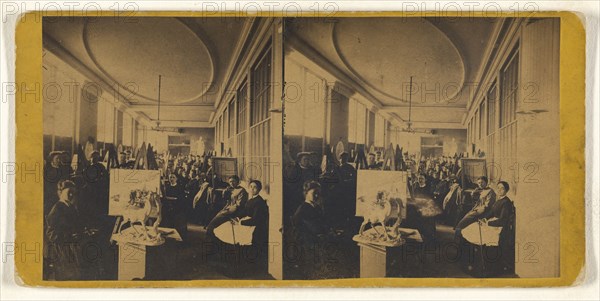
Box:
239;195;269;244
46;201;86;244
486;196;515;227
292;202;328;244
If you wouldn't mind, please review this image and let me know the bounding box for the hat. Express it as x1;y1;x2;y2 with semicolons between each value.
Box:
297;152;312;159
48;151;62;160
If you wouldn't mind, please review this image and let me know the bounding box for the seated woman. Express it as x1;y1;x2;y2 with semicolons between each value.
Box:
291;180;347;279
230;180;269;275
459;181;516;276
292;181;329;244
45;180;98;280
235;180;269;245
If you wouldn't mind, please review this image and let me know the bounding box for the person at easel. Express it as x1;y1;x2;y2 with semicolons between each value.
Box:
206;175;249;239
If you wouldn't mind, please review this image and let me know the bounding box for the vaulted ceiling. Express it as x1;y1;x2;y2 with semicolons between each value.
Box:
43;17;248;128
286;17;502;129
44;17;502;130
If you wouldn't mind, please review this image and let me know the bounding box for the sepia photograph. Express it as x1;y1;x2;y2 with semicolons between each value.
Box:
41;16;284;280
1;0;594;296
282;16;560;279
35;13;570;284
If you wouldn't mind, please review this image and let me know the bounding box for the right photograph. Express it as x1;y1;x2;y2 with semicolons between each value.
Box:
282;17;560;279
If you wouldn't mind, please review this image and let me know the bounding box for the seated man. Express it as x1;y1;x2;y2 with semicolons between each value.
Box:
206;175;248;238
455;176;496;239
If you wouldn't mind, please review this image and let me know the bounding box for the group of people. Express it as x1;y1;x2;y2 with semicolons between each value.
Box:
158;153;270;276
43;150;113;281
43;149;270;280
282;145;516;278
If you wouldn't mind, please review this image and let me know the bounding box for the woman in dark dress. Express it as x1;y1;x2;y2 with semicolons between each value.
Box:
235;180;269;275
163;173;187;241
45;180;98;280
237;180;269;245
291;180;341;279
481;181;516;274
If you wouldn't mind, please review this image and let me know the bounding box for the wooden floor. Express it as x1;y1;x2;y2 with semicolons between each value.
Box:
144;223;274;280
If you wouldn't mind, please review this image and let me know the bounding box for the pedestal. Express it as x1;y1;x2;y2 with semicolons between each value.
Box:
111;226;182;280
357;242;389;278
354;227;423;278
117;242;146;280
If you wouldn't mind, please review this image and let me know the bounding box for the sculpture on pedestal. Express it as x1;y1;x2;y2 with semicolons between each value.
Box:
115;187;164;245
109;169;165;246
353;170;411;247
358;190;404;242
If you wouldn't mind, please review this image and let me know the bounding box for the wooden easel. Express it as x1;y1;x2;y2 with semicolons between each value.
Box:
354;145;368;170
382;143;396;171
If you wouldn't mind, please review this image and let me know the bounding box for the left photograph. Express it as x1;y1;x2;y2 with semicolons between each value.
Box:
41;16;284;281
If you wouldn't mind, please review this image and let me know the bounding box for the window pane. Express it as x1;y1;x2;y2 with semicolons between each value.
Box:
304;71;325;138
123;113;133;147
97;99;106;143
356;103;366;145
104;103;115;143
487;84;497;135
348;98;357;143
237;82;248;133
284;61;304;137
500;50;519;127
375;114;385;147
479;101;485;140
249;45;272;190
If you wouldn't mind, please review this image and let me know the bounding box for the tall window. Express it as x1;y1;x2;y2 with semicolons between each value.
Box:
348;98;367;145
228;98;236;139
474;110;479;143
500;49;519;127
249;46;272;190
43;63;77;156
479;101;485;140
303;71;325;138
97;98;115;145
236;82;248;179
96;98;106;144
122;114;133;147
487;83;497;135
136;122;146;147
217;115;224;155
348;98;357;143
251;48;272;126
498;48;519;188
374;114;385;147
283;60;325;139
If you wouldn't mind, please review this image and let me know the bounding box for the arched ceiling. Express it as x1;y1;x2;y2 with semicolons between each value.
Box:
332;18;465;103
83;17;215;104
286;17;501;129
43;17;248;127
